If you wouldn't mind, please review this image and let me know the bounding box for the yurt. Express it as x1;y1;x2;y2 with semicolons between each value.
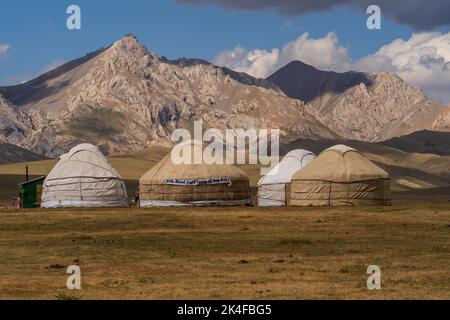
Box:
290;145;390;206
139;140;251;207
257;149;316;206
41;144;128;208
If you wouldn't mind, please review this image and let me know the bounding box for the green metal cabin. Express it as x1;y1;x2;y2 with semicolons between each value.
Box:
19;176;46;208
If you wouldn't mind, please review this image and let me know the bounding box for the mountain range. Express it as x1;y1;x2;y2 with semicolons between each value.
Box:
0;34;449;157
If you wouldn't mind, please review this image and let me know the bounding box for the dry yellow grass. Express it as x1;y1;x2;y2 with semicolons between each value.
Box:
0;203;449;300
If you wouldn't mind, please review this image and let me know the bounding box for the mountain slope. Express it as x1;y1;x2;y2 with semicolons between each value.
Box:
267;61;372;104
0;144;48;165
380;130;450;156
2;35;336;157
1;36;448;157
0;94;33;145
0;48;105;115
267;61;447;142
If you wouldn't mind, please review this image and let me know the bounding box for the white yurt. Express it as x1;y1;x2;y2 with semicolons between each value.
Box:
257;149;316;206
41;144;128;208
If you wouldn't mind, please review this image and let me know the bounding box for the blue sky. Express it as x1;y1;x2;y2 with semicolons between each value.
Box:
0;0;444;87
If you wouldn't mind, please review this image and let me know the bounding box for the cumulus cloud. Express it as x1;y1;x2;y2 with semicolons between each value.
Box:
213;32;352;78
214;45;279;79
214;32;450;103
178;0;450;30
0;44;11;57
354;32;450;103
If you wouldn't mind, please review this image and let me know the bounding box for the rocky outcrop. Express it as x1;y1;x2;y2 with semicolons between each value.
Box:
1;36;447;157
268;62;446;142
433;106;450;131
0;94;33;145
11;35;336;157
317;73;444;142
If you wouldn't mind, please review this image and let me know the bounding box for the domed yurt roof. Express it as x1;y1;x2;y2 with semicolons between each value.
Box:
292;144;389;183
47;143;123;180
258;149;315;186
140;139;249;185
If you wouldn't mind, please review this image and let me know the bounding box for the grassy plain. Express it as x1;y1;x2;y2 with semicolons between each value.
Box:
0;203;449;299
0;145;449;299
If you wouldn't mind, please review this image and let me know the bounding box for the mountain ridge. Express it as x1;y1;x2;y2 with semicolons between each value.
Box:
0;35;448;157
268;60;447;142
1;35;336;157
267;60;373;103
0;143;48;165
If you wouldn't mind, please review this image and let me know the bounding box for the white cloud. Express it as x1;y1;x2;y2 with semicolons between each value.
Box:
214;45;279;79
354;32;450;103
0;44;11;57
281;32;352;72
213;32;352;79
214;31;450;103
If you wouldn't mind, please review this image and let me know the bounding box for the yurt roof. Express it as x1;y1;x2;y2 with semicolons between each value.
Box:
258;149;315;185
292;144;389;183
46;144;122;180
140;140;249;184
324;144;356;155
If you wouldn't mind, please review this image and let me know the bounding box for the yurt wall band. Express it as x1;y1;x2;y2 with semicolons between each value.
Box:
140;199;251;207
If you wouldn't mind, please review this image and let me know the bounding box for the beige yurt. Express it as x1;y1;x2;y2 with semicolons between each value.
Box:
290;145;390;206
41;144;128;208
139;140;251;207
258;149;316;206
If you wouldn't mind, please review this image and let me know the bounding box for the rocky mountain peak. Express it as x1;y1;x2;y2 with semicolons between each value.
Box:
109;34;155;57
92;34;158;78
267;60;445;142
280;60;321;73
267;61;371;104
1;36;447;157
66;36;158;105
370;72;427;102
13;36;337;157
